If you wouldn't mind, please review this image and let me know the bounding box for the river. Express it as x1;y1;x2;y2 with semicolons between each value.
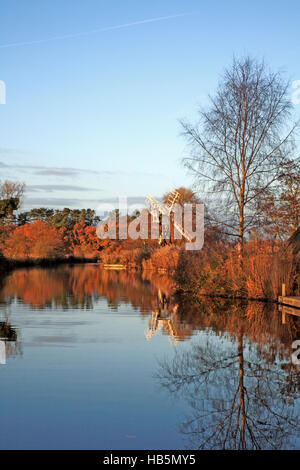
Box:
0;264;299;449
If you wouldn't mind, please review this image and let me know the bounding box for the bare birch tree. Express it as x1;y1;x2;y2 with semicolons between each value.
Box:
181;56;298;253
0;180;25;204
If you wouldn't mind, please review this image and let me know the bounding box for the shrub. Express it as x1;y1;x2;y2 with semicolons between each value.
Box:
175;239;299;300
3;221;66;260
145;245;180;272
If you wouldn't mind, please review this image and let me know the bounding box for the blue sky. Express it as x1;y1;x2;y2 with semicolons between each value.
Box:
1;0;300;212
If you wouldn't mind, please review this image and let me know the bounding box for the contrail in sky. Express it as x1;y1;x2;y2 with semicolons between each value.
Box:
0;13;188;49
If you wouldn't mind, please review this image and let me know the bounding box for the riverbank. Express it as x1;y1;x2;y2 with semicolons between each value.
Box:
1;237;299;303
98;239;300;302
175;239;300;302
0;255;99;273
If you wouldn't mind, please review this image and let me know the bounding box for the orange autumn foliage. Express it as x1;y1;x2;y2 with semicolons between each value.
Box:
0;224;15;252
3;220;66;260
176;239;299;300
70;222;101;258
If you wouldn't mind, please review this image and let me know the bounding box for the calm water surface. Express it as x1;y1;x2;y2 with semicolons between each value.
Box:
0;264;300;450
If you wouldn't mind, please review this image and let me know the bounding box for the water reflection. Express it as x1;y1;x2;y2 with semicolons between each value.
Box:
0;265;188;344
0;265;300;449
0;311;21;360
156;302;300;449
0;265;174;313
1;265;300;350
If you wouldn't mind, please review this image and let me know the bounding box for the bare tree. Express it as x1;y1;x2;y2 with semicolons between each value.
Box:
0;180;25;205
181;56;297;254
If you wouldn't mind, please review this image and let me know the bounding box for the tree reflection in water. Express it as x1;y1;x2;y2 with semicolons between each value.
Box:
0;271;21;360
1;264;300;448
0;310;21;360
156;302;300;450
0;265;175;313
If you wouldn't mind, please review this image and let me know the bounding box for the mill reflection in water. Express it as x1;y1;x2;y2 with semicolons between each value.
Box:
0;264;299;450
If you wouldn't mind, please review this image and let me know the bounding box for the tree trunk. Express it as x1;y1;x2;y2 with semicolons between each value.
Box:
238;331;246;449
238;205;244;257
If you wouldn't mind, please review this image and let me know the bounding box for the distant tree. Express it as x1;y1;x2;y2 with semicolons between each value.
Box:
0;180;25;222
162;186;199;206
49;208;72;229
17;211;29;226
181;56;297;254
17;208;55;225
18;207;100;229
0;198;19;221
0;180;25;202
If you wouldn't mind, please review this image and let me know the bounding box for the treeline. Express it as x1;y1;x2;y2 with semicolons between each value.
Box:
0;185;203;266
0;180;299;301
17;207;100;228
0;219;101;261
0;198;103;261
